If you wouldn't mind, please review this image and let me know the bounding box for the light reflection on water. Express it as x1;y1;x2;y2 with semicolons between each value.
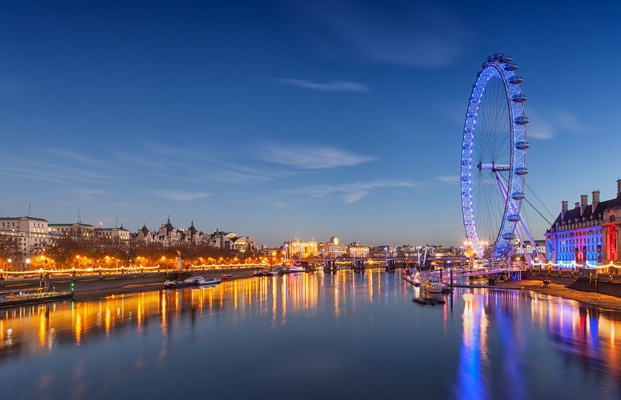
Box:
1;269;620;400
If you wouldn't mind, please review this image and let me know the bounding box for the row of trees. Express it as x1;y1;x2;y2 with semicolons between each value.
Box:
0;235;266;270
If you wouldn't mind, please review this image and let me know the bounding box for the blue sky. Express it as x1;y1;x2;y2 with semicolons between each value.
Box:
1;0;620;248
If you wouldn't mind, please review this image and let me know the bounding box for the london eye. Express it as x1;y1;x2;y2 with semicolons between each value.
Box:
460;53;529;261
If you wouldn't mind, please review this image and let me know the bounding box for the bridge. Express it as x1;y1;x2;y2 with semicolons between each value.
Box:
288;256;468;270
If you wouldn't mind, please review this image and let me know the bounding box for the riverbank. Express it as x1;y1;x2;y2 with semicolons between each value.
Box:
1;269;257;301
497;278;621;311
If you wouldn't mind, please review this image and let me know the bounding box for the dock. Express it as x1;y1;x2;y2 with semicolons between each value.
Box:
451;284;524;290
413;297;446;306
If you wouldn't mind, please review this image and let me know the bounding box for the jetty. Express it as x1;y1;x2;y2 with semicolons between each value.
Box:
413;297;446;306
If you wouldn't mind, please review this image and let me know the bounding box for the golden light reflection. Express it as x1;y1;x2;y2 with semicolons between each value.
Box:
75;314;82;344
38;311;47;347
3;269;620;379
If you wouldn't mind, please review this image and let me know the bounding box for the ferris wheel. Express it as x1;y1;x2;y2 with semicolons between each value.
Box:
460;53;530;261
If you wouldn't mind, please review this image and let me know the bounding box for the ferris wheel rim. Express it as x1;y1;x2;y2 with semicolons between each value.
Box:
460;53;528;259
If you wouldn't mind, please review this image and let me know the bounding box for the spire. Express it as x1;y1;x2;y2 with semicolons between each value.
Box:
78;210;81;224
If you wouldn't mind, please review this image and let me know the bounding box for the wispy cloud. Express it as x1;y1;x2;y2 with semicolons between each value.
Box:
0;155;113;185
276;79;369;93
258;144;374;169
281;180;415;204
437;175;459;184
121;141;291;185
74;189;105;201
152;190;211;202
294;1;473;68
528;109;596;140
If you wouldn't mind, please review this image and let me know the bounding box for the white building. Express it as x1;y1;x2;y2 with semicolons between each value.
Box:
0;216;50;255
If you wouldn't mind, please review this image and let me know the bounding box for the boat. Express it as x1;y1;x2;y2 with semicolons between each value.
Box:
164;276;221;288
195;277;222;286
421;277;444;294
0;289;74;309
253;269;278;277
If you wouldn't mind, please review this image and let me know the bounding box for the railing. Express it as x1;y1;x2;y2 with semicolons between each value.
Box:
420;266;525;280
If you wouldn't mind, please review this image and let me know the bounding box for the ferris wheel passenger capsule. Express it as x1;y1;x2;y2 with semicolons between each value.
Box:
514;116;529;125
507;215;521;222
508;76;523;84
511;192;525;200
514;167;528;176
515;141;530;150
512;94;527;103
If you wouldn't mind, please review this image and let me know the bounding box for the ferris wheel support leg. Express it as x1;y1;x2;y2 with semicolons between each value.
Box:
514;226;533;267
516;217;542;265
494;171;539;267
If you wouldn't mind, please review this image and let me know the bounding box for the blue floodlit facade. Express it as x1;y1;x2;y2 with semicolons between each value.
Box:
545;181;621;268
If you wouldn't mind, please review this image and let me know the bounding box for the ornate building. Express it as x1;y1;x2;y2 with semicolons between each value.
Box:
287;237;318;258
544;180;621;267
318;236;346;259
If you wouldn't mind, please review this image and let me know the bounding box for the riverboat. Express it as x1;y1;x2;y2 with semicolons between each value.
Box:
421;278;444;294
253;269;278;277
196;277;222;286
164;276;221;288
0;289;74;309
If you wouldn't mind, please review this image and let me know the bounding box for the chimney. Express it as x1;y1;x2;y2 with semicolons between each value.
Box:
618;179;621;196
592;190;600;213
561;200;568;219
575;202;580;209
580;194;588;215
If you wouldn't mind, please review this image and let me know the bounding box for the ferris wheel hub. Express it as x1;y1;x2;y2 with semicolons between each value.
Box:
478;162;510;172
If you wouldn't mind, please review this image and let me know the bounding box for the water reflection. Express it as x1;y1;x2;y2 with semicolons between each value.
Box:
0;269;386;357
454;289;621;398
1;270;621;399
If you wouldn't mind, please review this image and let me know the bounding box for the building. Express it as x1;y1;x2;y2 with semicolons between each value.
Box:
347;242;369;258
318;237;346;258
286;238;318;258
544;180;621;268
48;222;95;239
0;216;50;256
94;226;131;241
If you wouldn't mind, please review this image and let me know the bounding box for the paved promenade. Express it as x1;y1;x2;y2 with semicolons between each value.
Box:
499;277;621;311
0;269;256;301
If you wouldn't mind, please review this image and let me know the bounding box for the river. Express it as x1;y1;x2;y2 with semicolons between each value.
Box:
1;269;620;399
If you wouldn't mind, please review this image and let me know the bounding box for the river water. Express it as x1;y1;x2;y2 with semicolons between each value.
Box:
1;269;620;400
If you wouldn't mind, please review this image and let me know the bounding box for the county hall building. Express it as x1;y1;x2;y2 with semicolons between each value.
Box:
545;180;621;268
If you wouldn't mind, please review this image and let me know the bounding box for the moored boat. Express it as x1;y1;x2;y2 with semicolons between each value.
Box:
421;278;444;294
164;276;222;288
0;289;74;309
195;277;222;286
